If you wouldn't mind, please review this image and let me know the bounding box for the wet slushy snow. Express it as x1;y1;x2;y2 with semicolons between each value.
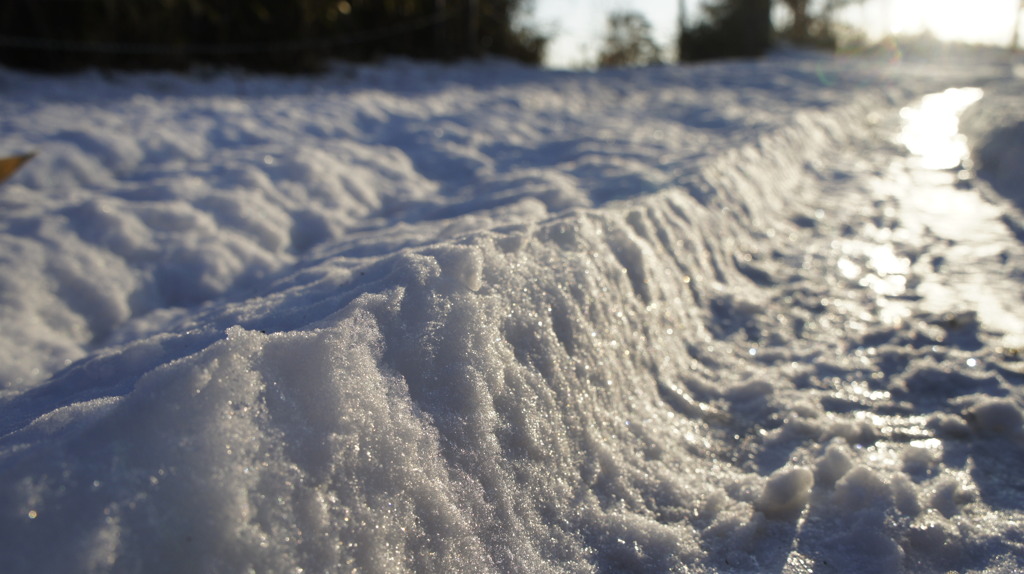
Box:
0;52;1022;572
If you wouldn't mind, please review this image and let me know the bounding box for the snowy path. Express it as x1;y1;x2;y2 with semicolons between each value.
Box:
0;55;1022;572
753;87;1024;571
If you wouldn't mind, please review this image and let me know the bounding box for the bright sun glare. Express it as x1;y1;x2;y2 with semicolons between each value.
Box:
884;0;1020;44
537;0;1022;68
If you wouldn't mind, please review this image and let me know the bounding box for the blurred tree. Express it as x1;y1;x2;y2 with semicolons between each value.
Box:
0;0;546;71
598;11;662;68
678;0;865;61
778;0;863;49
782;0;811;44
1013;0;1023;52
678;0;773;61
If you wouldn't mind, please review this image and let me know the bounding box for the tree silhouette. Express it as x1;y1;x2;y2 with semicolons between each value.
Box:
679;0;772;61
1014;0;1023;52
782;0;811;44
0;0;547;71
598;11;662;68
679;0;864;61
778;0;861;49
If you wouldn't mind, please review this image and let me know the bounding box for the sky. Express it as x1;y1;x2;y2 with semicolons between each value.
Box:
530;0;1024;68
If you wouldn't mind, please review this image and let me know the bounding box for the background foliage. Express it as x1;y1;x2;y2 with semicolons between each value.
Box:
679;0;775;61
678;0;859;61
0;0;546;71
598;11;662;68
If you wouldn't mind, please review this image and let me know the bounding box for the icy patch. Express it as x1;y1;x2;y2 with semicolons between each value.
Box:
899;87;982;172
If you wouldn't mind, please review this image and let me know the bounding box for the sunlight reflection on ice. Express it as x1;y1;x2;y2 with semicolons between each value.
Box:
892;87;1024;345
899;87;984;171
838;240;910;297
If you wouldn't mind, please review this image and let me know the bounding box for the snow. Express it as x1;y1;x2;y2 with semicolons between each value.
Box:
961;76;1024;217
1;53;1023;572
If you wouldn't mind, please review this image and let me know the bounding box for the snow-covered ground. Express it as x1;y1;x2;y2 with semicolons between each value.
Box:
0;52;1022;572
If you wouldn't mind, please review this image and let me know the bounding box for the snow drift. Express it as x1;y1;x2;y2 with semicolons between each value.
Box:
961;76;1024;214
1;55;1023;573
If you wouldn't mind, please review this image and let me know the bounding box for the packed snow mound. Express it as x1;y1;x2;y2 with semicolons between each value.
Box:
1;55;1023;573
961;78;1024;208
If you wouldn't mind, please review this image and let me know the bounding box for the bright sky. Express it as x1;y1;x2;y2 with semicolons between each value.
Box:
529;0;1023;68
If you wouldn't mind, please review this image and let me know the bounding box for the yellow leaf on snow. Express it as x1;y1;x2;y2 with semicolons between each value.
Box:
0;153;35;185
